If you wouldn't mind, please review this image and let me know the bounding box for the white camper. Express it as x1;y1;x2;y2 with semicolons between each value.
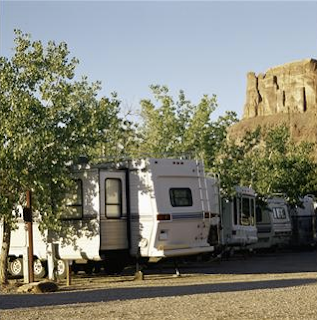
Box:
251;196;292;250
266;196;292;247
0;207;48;278
1;158;219;277
53;158;220;272
209;184;258;249
58;159;217;264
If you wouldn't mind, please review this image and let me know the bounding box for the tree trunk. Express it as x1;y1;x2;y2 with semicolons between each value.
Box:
0;219;11;286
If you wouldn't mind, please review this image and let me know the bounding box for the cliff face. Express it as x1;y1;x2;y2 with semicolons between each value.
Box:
243;59;317;119
230;59;317;145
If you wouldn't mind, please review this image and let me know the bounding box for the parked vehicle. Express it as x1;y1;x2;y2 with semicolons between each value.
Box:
251;196;292;250
214;184;258;250
289;195;317;248
0;207;49;278
1;158;220;277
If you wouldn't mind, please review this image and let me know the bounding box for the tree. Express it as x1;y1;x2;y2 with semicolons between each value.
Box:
137;85;238;166
212;127;261;197
0;30;124;284
253;126;317;205
214;125;317;203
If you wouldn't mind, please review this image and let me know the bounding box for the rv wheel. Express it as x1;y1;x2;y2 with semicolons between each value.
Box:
56;259;67;279
8;258;23;277
33;259;47;278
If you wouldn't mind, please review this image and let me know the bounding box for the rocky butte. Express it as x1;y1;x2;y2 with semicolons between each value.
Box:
230;58;317;144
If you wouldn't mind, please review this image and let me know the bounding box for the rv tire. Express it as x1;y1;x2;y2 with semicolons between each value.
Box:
8;258;23;277
56;259;67;279
33;259;47;278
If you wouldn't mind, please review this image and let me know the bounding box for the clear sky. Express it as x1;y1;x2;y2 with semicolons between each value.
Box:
1;1;317;120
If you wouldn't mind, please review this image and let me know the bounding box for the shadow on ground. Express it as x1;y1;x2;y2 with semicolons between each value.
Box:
1;277;317;310
147;249;317;275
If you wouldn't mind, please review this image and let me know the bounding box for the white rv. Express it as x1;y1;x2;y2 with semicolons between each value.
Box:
208;183;258;249
251;196;292;250
1;158;219;277
0;210;48;278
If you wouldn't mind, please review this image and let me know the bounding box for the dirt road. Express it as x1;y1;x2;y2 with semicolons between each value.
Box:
1;250;317;319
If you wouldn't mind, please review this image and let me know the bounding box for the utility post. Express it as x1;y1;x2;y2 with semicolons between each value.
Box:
23;190;34;283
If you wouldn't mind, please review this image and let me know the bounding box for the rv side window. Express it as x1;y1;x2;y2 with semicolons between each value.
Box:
105;178;122;218
170;188;193;207
63;179;83;219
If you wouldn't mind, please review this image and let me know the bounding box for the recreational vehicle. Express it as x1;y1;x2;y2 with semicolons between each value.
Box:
251;196;292;250
214;185;258;250
1;158;220;277
0;209;48;278
289;195;317;247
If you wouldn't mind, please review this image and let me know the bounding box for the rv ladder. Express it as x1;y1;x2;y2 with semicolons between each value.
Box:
196;161;211;215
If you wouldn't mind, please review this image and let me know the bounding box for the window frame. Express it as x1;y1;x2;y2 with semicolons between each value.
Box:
105;178;123;219
169;188;193;207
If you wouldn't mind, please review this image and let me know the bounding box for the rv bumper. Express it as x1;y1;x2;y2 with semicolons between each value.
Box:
227;236;258;246
150;245;215;258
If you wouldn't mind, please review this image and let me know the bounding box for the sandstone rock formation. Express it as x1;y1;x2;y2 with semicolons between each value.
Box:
230;59;317;144
243;59;317;119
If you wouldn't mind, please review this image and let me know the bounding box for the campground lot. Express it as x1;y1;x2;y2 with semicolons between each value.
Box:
1;249;317;319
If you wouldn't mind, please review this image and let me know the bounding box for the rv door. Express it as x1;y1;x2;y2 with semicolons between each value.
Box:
99;171;129;251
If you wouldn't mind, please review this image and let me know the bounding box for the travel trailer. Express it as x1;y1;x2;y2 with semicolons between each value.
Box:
289;195;317;247
1;158;220;277
214;184;258;250
251;196;292;250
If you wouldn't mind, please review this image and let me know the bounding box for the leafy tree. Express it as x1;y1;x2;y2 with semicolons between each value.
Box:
253;126;317;205
214;125;317;203
212;127;262;197
86;94;139;162
137;85;238;167
0;30;124;284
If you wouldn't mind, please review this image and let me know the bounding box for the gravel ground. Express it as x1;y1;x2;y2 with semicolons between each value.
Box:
1;250;317;319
